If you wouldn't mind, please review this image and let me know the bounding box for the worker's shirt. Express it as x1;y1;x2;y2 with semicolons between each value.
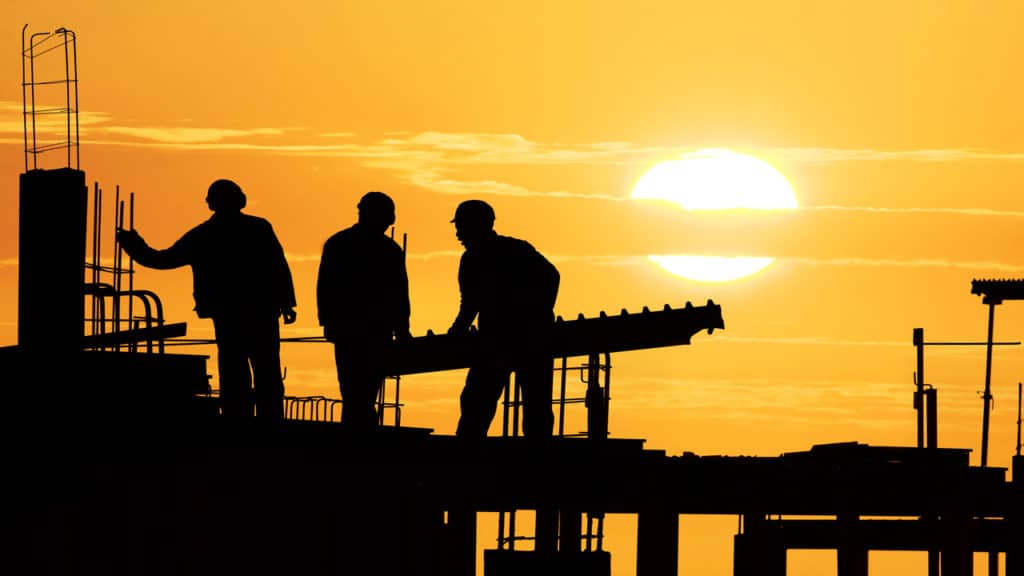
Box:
453;233;559;337
316;223;410;341
129;212;296;319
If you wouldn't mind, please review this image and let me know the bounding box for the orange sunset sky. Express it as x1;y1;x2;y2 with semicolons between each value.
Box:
2;2;1023;575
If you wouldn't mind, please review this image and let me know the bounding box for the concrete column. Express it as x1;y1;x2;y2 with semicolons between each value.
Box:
837;513;867;576
1008;455;1023;576
733;515;785;576
637;509;678;576
939;510;973;576
446;508;477;576
559;510;582;553
18;168;87;351
535;507;558;554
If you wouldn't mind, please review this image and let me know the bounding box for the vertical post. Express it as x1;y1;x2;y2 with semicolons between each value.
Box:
914;328;925;448
928;549;939;576
940;509;973;576
637;509;678;576
535;508;558;554
988;552;999;576
1008;455;1023;576
558;356;567;436
560;509;582;553
925;388;937;449
1016;382;1021;457
837;513;868;576
982;302;996;467
446;509;477;576
585;353;607;440
734;514;785;576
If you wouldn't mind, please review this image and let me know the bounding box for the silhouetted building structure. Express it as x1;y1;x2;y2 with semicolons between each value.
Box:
4;25;1022;576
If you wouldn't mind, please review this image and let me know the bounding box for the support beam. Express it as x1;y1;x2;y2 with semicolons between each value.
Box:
837;513;868;576
637;509;678;576
560;510;582;553
446;509;476;576
535;507;558;554
733;516;785;576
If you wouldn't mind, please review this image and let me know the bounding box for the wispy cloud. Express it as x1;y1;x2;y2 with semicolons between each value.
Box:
102;126;285;144
712;335;905;347
787;257;1024;273
284;250;643;266
7;100;1024;208
804;205;1024;219
767;146;1024;165
283;250;1023;273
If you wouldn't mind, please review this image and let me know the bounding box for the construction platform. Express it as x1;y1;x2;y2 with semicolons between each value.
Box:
2;349;1020;576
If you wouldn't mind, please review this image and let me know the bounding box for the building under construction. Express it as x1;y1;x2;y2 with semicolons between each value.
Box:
3;26;1021;576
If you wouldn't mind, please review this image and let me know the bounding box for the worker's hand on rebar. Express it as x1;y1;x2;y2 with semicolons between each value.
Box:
116;228;140;247
281;307;297;325
115;228;144;256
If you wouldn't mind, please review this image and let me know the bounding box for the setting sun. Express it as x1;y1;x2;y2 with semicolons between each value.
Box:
632;148;797;282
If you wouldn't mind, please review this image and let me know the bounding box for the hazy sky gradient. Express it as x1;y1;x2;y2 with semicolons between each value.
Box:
3;3;1023;574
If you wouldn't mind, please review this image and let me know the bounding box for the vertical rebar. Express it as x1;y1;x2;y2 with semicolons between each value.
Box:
558;356;567;436
394;375;401;427
28;33;40;170
91;182;100;338
925;387;937;449
508;511;516;551
70;30;79;170
1016;382;1021;457
61;29;71;168
21;25;28;172
604;352;611;435
497;511;506;551
502;379;511;437
914;328;925;449
128;192;135;349
512;376;521;438
115;189;123;342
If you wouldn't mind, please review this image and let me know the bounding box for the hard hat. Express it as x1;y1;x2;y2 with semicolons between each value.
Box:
207;179;246;211
451;199;495;224
358;191;395;215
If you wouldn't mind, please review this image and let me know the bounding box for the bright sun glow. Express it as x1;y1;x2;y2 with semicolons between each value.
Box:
631;148;797;282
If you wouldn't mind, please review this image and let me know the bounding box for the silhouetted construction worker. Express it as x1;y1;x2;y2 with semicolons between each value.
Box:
117;179;296;420
448;199;560;439
317;191;411;431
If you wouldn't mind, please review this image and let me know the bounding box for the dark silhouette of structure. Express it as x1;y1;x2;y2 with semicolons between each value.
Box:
117;179;296;420
5;25;1023;576
971;278;1024;467
317;191;411;430
448;199;561;439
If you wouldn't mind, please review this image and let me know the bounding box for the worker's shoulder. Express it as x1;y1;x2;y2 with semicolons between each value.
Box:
241;213;275;228
324;226;402;252
495;234;539;253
